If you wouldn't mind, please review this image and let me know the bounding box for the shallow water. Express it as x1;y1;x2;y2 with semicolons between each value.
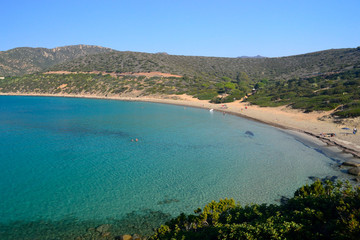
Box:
0;96;352;238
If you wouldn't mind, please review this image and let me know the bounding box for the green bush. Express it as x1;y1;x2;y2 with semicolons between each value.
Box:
151;180;360;240
334;107;360;118
210;96;223;104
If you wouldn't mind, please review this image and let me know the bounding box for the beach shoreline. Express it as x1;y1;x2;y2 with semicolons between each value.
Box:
1;92;360;159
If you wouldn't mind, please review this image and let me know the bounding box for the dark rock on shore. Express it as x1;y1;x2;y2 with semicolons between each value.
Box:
342;160;360;167
348;167;360;176
352;177;360;182
308;176;338;182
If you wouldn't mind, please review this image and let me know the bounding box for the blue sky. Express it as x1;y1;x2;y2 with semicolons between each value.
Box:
2;0;359;57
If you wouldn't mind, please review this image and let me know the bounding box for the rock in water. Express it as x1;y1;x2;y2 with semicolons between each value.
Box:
95;224;111;233
132;234;141;240
245;131;254;137
121;235;132;240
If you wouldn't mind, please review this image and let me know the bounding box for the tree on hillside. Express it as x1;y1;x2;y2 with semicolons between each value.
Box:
224;82;236;93
237;72;250;84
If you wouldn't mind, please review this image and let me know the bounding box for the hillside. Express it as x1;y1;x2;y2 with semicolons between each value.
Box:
247;67;360;116
0;45;113;76
2;45;360;81
1;45;360;117
48;47;360;81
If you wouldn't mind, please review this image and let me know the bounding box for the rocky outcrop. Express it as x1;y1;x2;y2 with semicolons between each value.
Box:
348;167;360;176
342;161;360;167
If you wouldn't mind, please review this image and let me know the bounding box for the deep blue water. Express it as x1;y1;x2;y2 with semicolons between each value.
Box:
0;95;351;238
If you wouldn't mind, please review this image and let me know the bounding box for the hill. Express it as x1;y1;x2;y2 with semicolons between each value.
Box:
0;45;360;117
247;67;360;116
48;47;360;81
2;45;360;82
0;45;113;76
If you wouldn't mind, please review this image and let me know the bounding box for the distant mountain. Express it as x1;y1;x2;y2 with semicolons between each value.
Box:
0;45;114;76
1;45;360;81
237;55;266;58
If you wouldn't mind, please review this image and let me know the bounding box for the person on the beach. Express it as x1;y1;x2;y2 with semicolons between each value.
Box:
354;127;357;134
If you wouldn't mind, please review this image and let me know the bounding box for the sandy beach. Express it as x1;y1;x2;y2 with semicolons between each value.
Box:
2;92;360;159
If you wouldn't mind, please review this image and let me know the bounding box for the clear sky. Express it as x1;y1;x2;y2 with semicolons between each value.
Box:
1;0;359;57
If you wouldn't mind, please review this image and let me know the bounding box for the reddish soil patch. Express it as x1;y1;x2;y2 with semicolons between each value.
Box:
45;71;182;78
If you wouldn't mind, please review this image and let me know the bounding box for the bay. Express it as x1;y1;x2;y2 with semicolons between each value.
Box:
0;95;351;237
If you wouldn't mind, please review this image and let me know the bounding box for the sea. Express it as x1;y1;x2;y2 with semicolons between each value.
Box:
0;95;354;239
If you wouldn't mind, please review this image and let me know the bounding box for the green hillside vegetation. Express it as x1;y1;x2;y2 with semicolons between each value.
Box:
0;72;224;97
247;67;360;117
151;180;360;240
1;68;359;117
49;47;360;82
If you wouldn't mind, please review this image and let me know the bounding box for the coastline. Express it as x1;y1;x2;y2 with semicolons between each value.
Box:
1;92;360;159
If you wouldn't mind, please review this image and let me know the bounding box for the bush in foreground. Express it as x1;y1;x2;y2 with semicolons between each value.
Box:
150;180;360;239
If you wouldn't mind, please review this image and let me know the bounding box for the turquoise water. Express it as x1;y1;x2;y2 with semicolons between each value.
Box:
0;96;350;238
